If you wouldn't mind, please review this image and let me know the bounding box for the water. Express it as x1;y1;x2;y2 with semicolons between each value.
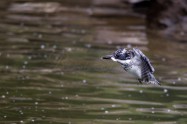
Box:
0;0;187;124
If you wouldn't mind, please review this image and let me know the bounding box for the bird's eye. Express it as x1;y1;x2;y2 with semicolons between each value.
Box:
125;53;131;59
115;54;120;58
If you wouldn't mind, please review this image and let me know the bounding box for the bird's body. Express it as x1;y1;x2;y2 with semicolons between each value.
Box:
102;48;160;85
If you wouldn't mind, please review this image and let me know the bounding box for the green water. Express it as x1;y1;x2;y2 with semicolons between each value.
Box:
0;0;187;124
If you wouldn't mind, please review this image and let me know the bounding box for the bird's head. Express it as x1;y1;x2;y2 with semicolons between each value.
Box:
102;48;135;65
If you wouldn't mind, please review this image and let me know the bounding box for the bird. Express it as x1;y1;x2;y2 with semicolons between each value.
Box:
102;48;160;85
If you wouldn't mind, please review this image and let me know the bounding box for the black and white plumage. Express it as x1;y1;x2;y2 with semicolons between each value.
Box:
102;48;160;85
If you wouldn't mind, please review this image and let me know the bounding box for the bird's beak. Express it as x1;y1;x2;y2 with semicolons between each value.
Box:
102;55;113;60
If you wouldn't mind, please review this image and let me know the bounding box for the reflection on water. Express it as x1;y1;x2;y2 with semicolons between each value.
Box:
0;0;187;124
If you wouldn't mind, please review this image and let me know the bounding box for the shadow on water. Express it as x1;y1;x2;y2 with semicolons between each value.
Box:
0;0;186;124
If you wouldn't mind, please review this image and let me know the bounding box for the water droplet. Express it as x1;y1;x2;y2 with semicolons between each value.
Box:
82;80;87;84
72;40;77;44
85;44;92;48
22;65;26;69
61;72;64;75
139;90;143;93
128;94;132;97
127;44;132;48
19;110;23;115
24;61;28;65
81;29;86;34
105;110;109;114
101;107;105;110
177;77;181;81
172;81;176;84
44;54;48;58
162;58;166;62
28;56;32;60
107;40;113;45
49;91;52;94
5;65;9;69
66;47;72;52
111;104;116;108
2;95;5;98
167;109;171;113
40;44;45;49
38;34;43;39
164;89;168;93
53;45;57;49
6;54;10;57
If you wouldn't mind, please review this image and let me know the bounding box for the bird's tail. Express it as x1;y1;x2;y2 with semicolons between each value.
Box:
144;73;160;85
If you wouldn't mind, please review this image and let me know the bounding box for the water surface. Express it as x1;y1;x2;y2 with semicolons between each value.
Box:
0;1;187;124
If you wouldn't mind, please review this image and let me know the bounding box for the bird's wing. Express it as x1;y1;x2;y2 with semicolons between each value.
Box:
133;48;155;73
133;48;159;85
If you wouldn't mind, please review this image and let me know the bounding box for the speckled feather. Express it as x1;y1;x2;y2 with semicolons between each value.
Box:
132;48;159;85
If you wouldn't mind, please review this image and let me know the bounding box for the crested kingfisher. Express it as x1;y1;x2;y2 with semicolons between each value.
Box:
102;48;160;85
